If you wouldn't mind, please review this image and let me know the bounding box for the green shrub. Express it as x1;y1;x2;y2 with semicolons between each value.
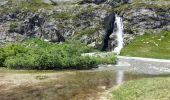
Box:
0;43;28;67
2;39;116;70
0;48;4;67
4;53;40;69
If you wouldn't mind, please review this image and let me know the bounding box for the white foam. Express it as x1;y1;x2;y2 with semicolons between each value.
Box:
113;15;124;55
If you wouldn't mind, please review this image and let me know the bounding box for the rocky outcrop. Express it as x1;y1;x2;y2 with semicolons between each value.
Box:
0;0;170;50
115;0;170;44
123;8;170;34
0;1;114;49
102;13;115;51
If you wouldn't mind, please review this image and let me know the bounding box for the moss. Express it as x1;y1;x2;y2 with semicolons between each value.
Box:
9;21;18;32
114;0;170;12
114;4;130;12
1;0;54;13
75;28;98;38
51;12;76;20
58;24;65;29
76;5;97;17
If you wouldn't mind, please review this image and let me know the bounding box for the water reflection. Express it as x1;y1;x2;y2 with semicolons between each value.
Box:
116;71;124;85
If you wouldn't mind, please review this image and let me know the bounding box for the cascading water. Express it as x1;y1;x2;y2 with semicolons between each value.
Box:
113;15;124;55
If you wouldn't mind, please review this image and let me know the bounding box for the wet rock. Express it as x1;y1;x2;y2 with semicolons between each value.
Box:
102;13;115;51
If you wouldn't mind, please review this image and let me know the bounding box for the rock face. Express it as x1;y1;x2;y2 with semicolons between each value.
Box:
115;0;170;44
0;1;113;49
102;13;115;51
0;0;170;50
123;8;170;35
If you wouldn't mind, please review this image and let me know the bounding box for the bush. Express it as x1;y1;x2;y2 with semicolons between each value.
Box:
0;43;28;67
0;48;4;67
2;39;116;70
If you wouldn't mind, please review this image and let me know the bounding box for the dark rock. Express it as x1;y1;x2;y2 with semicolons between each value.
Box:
102;13;115;51
80;0;107;4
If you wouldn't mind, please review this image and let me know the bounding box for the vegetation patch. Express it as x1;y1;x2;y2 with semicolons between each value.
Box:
74;28;98;39
0;0;54;13
9;21;18;32
51;12;76;20
121;31;170;59
114;0;170;12
0;39;116;70
112;77;170;100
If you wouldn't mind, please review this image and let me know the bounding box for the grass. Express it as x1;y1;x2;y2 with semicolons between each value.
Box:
74;28;98;39
51;12;76;20
114;0;170;12
121;31;170;59
0;0;54;13
112;77;170;100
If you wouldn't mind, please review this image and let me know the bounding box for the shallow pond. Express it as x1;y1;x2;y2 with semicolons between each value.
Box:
1;68;168;100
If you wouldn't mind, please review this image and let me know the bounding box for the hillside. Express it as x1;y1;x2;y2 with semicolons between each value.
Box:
0;0;169;50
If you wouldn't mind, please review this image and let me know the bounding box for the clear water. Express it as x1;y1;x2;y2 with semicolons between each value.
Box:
0;68;169;100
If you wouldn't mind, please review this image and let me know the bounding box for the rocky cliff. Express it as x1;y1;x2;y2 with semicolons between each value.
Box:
115;0;170;44
0;0;170;50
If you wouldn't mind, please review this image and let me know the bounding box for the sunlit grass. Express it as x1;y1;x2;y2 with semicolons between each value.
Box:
112;77;170;100
121;31;170;59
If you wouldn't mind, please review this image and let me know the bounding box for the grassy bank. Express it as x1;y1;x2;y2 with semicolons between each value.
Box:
112;77;170;100
121;31;170;59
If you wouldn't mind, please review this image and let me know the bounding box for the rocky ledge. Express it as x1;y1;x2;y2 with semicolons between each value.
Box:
0;0;170;50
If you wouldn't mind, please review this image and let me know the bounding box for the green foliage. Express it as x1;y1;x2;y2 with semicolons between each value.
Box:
9;21;18;32
79;5;97;14
121;31;170;59
1;39;116;69
18;0;54;12
0;43;28;67
0;49;4;67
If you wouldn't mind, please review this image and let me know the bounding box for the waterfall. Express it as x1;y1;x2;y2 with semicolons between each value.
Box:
113;15;124;55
